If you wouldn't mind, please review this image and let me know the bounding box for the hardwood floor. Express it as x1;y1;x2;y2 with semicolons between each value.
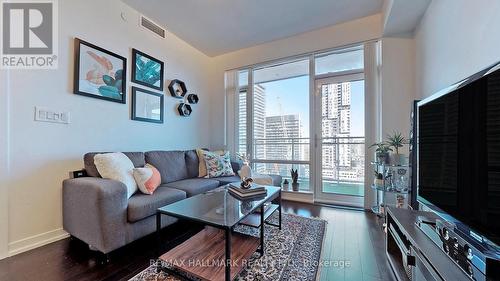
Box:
282;203;396;281
159;227;260;281
0;201;395;281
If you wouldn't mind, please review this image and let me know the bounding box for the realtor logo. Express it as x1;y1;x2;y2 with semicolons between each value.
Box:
1;0;58;69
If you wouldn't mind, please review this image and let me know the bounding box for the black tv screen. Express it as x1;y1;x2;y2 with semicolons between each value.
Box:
418;62;500;246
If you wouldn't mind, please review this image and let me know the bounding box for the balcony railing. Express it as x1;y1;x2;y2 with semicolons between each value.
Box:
250;136;365;193
253;137;309;158
320;136;365;185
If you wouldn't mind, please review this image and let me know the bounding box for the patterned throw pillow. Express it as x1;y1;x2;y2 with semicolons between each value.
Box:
196;149;225;177
203;151;235;178
133;164;161;195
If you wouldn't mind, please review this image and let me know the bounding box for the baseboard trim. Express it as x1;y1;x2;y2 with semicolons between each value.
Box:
314;198;363;209
282;191;314;203
8;228;69;257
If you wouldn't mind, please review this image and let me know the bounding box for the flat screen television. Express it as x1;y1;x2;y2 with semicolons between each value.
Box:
417;61;500;248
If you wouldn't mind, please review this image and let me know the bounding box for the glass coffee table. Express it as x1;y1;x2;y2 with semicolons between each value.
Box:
156;185;281;281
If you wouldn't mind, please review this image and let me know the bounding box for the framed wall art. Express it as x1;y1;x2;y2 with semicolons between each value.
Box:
74;38;127;103
131;86;164;123
131;49;164;91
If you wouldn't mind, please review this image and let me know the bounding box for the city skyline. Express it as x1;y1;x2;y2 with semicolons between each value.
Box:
260;75;365;137
239;74;365;186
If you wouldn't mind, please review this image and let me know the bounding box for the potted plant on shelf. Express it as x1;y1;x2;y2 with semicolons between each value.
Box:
386;131;407;165
282;179;289;191
370;142;392;164
291;169;299;191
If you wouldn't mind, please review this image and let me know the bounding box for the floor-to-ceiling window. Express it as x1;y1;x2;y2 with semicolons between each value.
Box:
252;59;310;190
230;46;365;206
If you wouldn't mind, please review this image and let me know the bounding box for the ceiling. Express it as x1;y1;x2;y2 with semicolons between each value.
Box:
383;0;431;36
123;0;384;57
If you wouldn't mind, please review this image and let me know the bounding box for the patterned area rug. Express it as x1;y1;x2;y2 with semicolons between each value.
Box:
129;213;326;281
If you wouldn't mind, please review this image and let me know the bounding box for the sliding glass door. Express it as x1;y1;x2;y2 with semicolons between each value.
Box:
313;48;365;207
314;75;365;206
231;45;365;207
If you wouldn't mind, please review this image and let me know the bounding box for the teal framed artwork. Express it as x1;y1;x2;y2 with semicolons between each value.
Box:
131;49;164;91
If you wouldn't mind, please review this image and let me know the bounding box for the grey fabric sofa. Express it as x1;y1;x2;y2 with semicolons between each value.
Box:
62;150;282;255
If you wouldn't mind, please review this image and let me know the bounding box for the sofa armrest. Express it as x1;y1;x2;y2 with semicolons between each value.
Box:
63;177;128;254
268;174;283;187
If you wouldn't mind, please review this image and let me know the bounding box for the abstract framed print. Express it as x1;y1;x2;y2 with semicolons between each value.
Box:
131;49;164;91
74;38;127;103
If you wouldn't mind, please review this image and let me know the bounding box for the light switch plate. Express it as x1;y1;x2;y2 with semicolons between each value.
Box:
35;107;70;124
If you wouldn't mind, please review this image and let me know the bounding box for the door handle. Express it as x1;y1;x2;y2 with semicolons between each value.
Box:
406;254;416;266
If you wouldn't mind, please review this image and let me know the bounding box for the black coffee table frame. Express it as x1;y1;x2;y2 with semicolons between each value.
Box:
156;187;281;281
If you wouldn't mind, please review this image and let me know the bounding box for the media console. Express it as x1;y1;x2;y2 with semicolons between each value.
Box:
386;207;474;281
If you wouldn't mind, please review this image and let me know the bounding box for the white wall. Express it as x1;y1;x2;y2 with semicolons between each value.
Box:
0;70;9;259
210;14;383;148
415;0;500;99
381;37;415;136
1;0;214;256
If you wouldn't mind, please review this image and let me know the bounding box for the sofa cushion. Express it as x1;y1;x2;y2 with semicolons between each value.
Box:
127;185;186;222
84;152;145;177
213;176;241;186
185;150;199;178
145;151;187;184
165;178;220;197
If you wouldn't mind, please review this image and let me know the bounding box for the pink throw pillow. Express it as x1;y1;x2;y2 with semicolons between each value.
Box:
133;164;161;195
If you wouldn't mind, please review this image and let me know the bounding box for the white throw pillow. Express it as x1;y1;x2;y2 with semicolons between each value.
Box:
94;152;137;198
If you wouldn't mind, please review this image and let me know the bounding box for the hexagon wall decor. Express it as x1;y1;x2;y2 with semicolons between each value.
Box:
177;103;192;116
187;94;199;104
168;79;187;98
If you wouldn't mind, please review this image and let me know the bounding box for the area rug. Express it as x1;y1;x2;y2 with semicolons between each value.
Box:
129;212;326;281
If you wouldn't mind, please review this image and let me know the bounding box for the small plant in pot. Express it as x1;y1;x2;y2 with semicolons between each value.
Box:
386;131;407;165
370;142;392;164
282;179;289;190
290;169;299;191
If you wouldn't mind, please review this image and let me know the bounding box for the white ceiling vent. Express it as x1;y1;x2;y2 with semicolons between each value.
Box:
139;15;166;38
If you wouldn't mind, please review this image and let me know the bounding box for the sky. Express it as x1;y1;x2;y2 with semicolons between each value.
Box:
259;76;365;137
